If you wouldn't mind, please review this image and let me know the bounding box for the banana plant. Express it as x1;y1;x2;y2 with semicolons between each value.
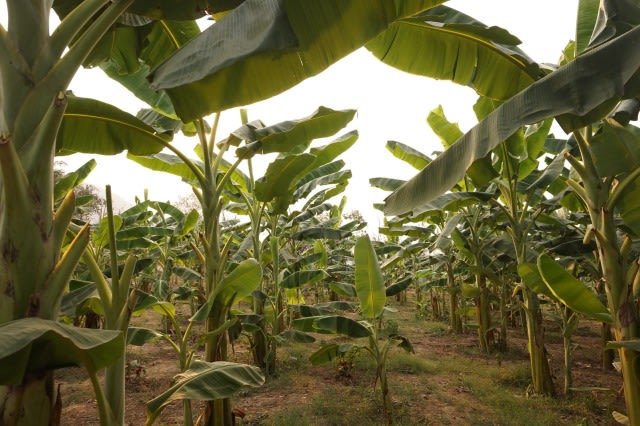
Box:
383;1;640;419
79;185;139;424
128;105;355;422
1;0;557;423
0;1;172;423
559;120;640;423
294;235;413;425
216;110;359;375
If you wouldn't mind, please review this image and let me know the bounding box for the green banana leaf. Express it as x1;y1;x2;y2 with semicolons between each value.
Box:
53;0;243;21
329;282;357;298
293;170;352;201
150;0;442;120
146;360;264;424
590;121;640;178
313;316;372;338
370;177;405;192
126;327;163;346
307;131;359;170
289;203;333;225
280;329;316;343
575;0;601;54
427;105;498;188
280;270;329;289
255;154;316;202
384;24;640;216
386;276;412;297
127;152;202;183
296;161;346;193
517;262;555;299
291;227;351;241
292;316;336;334
56;97;167;156
606;339;640;351
0;318;123;385
366;5;541;102
385;140;431;170
191;258;261;321
408;192;494;220
537;254;611;323
53;159;97;202
235;107;356;156
354;235;386;319
309;343;355;366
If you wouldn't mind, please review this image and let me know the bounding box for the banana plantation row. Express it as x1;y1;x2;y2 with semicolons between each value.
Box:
1;1;640;425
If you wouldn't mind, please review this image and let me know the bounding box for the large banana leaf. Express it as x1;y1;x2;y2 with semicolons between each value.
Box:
150;0;443;120
192;258;261;321
295;161;346;193
575;0;600;54
97;20;201;115
385;140;431;170
294;170;352;201
517;262;555;299
254;154;315;202
366;5;541;101
537;254;612;323
127;152;202;183
590;121;640;178
313;316;372;338
354;235;386;319
406;191;494;220
56;97;167;156
291;227;351;241
384;24;640;215
53;159;97;202
280;270;328;289
307;131;359;170
146;360;264;424
309;343;355;365
0;318;123;385
53;0;244;21
235;107;356;156
427;104;498;188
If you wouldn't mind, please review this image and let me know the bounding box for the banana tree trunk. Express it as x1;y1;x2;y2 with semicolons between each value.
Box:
522;287;555;396
563;334;573;396
0;373;59;426
591;208;640;423
499;281;508;351
601;322;614;370
447;262;462;334
475;274;492;352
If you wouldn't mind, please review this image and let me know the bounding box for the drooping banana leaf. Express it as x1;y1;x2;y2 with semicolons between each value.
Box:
385;24;640;216
366;5;542;101
537;254;612;323
145;360;264;424
149;0;444;120
0;318;123;385
354;235;386;319
56;96;167;156
234;107;356;157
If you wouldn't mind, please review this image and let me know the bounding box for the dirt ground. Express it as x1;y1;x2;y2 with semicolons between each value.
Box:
56;298;625;425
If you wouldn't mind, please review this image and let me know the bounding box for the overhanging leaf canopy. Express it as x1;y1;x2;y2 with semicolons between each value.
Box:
149;0;444;120
366;5;541;101
56;97;168;156
384;24;640;216
0;318;123;385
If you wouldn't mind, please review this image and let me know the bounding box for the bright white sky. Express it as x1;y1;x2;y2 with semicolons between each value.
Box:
2;1;579;232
